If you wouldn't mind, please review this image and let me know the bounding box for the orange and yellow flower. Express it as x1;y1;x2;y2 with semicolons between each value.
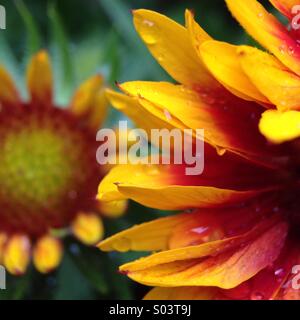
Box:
98;4;300;300
0;50;126;275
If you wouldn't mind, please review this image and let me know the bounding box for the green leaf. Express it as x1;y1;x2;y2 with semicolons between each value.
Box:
48;2;74;103
98;0;137;48
69;243;110;296
15;0;42;57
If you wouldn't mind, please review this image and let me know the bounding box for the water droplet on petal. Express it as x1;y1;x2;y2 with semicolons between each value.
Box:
279;44;287;54
288;46;295;55
216;147;226;156
141;19;158;45
257;12;264;19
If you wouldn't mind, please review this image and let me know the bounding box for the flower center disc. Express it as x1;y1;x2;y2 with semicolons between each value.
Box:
0;105;100;237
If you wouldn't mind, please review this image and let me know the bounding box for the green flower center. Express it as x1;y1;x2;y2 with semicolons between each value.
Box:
0;106;100;236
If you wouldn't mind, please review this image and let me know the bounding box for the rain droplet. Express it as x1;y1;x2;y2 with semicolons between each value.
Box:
288;46;295;55
143;19;155;27
257;12;264;19
279;44;287;54
216;147;226;156
274;268;284;277
141;20;158;45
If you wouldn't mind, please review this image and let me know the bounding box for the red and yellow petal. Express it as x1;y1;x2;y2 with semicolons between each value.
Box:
72;212;104;245
97;156;278;210
98;214;188;252
270;0;299;18
3;235;31;275
33;235;63;273
70;74;107;130
26;50;53;106
133;9;217;88
144;286;217;300
238;45;300;111
226;0;300;76
118;81;284;166
120;221;287;289
200;40;269;103
0;66;20;107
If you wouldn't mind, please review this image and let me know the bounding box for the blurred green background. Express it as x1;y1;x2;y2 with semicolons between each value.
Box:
0;0;277;300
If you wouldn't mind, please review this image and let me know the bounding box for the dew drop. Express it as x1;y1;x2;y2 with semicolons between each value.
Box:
257;12;264;19
141;19;158;45
274;268;284;277
113;237;132;252
216;147;226;156
279;44;287;54
288;46;295;55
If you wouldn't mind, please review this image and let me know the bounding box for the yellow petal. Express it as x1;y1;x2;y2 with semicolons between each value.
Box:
72;212;104;245
121;222;287;289
238;45;300;111
133;9;216;87
144;286;217;300
0;66;20;106
33;235;63;273
105;89;185;139
70;75;107;129
98;163;260;210
200;41;269;103
98;215;187;252
4;235;31;275
98;199;128;218
185;9;212;45
119;81;277;163
259;109;300;143
119;215;279;272
225;0;300;76
27;50;53;105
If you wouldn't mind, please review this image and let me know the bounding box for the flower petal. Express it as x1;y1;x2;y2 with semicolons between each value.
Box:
259;109;300;143
121;221;287;289
3;235;31;275
98;214;187;252
70;75;107;130
27;50;53;106
144;286;217;300
33;235;63;273
200;40;269;103
119;81;285;166
98;199;128;218
185;9;213;62
226;0;300;76
105;89;185;136
72;212;104;245
98;152;279;210
133;9;216;87
0;66;20;107
238;45;300;111
270;0;299;18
